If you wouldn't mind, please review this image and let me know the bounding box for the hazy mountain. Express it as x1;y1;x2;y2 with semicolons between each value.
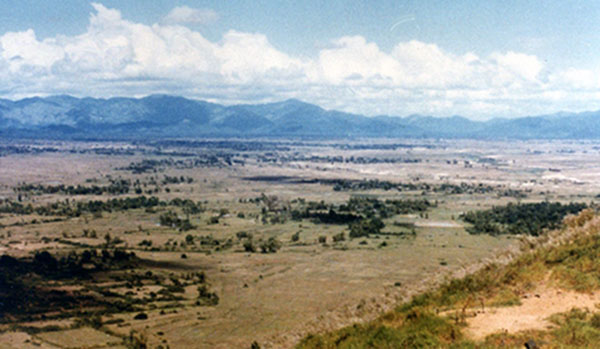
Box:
0;95;599;139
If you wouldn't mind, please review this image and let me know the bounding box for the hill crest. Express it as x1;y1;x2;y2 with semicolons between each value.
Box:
1;95;598;139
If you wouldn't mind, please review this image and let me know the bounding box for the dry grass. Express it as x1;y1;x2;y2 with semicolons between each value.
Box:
2;139;600;348
35;328;122;348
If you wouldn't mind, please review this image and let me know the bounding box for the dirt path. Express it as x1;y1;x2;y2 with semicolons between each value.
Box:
415;221;462;228
466;287;600;339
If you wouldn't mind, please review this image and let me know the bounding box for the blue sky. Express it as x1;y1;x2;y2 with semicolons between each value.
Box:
1;1;600;119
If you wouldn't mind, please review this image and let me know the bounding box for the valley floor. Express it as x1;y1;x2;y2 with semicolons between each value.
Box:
1;138;599;348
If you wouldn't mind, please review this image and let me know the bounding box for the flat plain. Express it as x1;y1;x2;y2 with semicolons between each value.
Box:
1;138;598;348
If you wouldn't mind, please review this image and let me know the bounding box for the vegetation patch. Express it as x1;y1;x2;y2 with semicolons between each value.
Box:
298;210;600;348
37;327;123;348
460;201;587;236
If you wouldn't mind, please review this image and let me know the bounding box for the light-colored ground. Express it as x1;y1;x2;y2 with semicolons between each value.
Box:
35;327;123;348
466;287;600;339
4;139;600;348
106;238;510;349
415;221;462;228
0;332;58;349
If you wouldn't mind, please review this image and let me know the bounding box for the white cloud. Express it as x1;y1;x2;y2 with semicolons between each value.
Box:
312;36;401;85
391;40;472;87
0;29;64;71
216;30;305;83
0;3;598;119
162;6;218;25
550;68;600;90
491;51;544;83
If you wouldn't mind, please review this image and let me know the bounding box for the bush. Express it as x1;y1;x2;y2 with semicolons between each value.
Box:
332;232;345;242
159;211;179;227
260;237;281;253
178;219;194;232
197;285;219;306
349;218;384;238
243;240;256;253
591;313;600;329
185;234;194;244
34;251;58;271
133;312;148;320
236;231;252;240
291;232;300;242
138;239;152;247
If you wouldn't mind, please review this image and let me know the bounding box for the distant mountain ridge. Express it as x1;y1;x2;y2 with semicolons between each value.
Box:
0;95;598;139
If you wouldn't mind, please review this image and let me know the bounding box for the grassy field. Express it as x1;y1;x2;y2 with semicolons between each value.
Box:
1;139;598;348
298;209;600;348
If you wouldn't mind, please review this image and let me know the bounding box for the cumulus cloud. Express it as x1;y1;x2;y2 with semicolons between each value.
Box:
311;36;401;85
550;68;600;90
216;30;306;83
391;40;476;88
162;6;218;25
492;51;543;82
0;3;598;118
0;29;63;71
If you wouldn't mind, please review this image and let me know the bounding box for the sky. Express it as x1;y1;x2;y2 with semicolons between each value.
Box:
1;1;600;119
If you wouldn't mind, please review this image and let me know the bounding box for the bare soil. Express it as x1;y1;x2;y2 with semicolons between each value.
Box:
466;287;600;339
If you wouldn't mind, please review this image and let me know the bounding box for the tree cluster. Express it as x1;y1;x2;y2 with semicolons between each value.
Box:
0;195;204;218
16;180;133;196
460;201;588;236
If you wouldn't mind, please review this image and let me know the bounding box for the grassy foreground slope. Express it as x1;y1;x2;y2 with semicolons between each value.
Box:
298;209;600;348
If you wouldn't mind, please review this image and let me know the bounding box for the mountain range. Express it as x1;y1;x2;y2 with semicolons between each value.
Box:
0;95;598;139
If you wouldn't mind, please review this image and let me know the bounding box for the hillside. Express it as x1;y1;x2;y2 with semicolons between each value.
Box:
298;209;600;348
2;95;600;139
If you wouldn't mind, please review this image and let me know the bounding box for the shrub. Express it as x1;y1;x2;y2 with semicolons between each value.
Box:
197;285;219;306
236;231;252;240
260;237;281;253
591;313;600;329
291;232;300;242
133;312;148;320
159;211;179;227
243;240;256;253
33;251;58;271
349;218;384;238
138;239;152;247
178;219;194;232
332;232;345;242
